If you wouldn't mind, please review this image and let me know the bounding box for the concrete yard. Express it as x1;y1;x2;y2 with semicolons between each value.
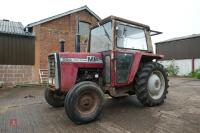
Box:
0;77;200;133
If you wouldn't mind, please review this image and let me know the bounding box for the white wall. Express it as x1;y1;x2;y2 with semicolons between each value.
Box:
195;59;200;70
159;58;200;76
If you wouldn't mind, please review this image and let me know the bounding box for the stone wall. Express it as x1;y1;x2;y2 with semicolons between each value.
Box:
0;65;36;86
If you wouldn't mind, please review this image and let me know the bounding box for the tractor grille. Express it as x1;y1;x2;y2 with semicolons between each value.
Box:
48;53;60;89
48;55;56;78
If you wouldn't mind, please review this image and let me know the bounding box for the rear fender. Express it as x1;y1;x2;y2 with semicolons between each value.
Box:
128;52;163;83
115;52;163;87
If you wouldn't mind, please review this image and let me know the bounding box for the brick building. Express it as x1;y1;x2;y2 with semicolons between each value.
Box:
26;6;101;82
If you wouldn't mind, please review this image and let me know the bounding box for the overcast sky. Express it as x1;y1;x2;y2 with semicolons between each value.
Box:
0;0;199;43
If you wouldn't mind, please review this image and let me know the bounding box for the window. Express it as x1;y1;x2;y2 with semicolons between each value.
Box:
117;24;147;50
79;22;90;45
116;53;132;83
90;22;112;52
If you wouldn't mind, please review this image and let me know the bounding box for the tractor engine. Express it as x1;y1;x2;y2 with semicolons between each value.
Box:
76;68;102;84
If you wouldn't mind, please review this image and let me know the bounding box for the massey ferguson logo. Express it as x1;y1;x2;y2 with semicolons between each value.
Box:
87;56;101;62
60;56;102;63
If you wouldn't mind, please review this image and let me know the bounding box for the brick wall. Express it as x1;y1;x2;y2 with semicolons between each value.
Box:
0;9;100;85
0;65;36;86
33;10;99;70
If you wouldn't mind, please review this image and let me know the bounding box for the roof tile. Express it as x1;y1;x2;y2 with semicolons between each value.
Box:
0;20;34;36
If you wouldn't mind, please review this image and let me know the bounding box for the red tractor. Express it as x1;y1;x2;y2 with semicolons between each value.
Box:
45;16;169;124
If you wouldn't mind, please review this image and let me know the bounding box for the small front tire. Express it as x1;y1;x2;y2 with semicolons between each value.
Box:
44;88;65;108
64;81;104;124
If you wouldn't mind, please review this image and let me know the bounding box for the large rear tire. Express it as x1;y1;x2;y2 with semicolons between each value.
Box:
135;62;169;106
44;88;65;108
64;81;104;124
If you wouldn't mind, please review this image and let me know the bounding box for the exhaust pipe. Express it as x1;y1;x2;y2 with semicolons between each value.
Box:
59;39;65;52
75;16;80;52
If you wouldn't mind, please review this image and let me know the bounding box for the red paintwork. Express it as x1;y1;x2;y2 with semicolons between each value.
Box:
101;50;163;87
113;52;163;87
59;52;103;92
58;51;163;92
101;50;115;86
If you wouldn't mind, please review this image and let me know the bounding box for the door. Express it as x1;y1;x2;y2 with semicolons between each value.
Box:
116;52;133;84
114;23;147;84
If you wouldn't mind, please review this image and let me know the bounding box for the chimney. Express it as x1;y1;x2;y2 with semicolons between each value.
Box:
59;39;65;52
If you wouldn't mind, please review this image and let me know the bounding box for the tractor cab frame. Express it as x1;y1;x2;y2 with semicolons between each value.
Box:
89;16;155;53
88;16;163;94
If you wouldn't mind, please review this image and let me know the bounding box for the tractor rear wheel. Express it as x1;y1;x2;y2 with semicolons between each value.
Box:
64;81;104;124
135;62;169;106
44;88;65;107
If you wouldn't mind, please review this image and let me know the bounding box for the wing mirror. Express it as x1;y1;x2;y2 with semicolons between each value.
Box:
116;26;127;37
116;26;122;37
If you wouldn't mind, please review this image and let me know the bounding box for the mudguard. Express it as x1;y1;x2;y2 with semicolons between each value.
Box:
114;52;163;87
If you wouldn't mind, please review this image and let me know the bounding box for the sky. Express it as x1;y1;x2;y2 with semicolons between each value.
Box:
0;0;199;43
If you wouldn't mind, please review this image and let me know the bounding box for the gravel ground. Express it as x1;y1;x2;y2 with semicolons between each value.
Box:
0;77;200;133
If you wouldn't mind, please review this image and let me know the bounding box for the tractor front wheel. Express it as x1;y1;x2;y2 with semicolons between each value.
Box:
135;62;169;106
44;88;65;107
64;81;104;124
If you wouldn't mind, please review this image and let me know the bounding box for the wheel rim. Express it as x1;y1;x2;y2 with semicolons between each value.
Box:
76;90;99;116
147;70;165;100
